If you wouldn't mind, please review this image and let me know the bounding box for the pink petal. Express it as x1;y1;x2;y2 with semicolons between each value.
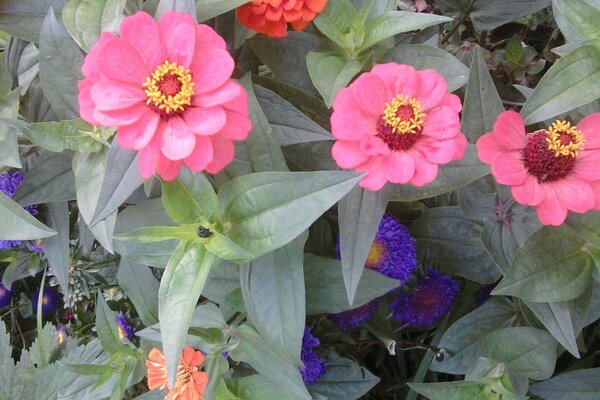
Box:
156;156;182;181
184;135;214;171
116;111;160;150
476;133;504;164
97;33;148;85
77;80;101;125
165;23;196;69
493;111;526;150
138;136;161;179
576;112;600;149
411;159;438;186
511;174;545;206
384;151;415;184
81;39;105;80
331;89;376;141
184;106;227;136
535;186;569;226
196;24;227;53
491;153;528;186
416;136;464;164
219;110;252;140
331;140;370;169
573;149;600;181
360;135;390;156
221;86;249;116
93;102;148;126
193;80;242;108
351;73;390;117
421;106;461;139
91;81;146;110
451;133;468;161
160;117;196;160
357;159;387;191
119;11;166;70
553;177;595;213
205;135;235;174
415;69;447;111
437;93;462;113
192;49;235;94
592;182;600;209
371;63;419;99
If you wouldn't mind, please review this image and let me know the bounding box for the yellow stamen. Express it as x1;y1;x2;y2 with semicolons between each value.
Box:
545;120;585;157
382;95;426;135
366;242;385;267
143;60;195;114
117;326;126;339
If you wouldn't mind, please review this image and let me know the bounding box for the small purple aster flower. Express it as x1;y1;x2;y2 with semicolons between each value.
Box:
0;172;38;250
115;313;134;341
337;213;417;281
330;300;378;330
33;286;61;315
300;326;326;385
0;283;13;308
27;241;44;255
389;268;459;328
57;327;67;344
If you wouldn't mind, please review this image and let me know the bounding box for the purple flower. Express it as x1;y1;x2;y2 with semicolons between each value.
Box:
115;313;134;341
337;213;417;281
33;286;61;315
0;171;38;250
389;269;459;328
27;241;44;255
57;327;67;344
300;326;326;385
0;283;13;308
330;300;378;330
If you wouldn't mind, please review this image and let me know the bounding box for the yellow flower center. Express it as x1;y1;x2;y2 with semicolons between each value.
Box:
366;242;385;268
117;326;126;339
143;60;195;115
545;120;584;157
382;95;426;135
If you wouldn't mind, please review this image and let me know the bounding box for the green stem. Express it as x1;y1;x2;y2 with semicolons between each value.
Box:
36;267;48;368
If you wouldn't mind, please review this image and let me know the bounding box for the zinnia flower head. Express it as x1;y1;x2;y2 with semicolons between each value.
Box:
300;326;326;385
330;63;467;191
146;346;208;400
0;171;38;250
330;300;378;330
78;11;252;181
115;313;134;341
33;286;61;315
236;0;327;38
0;283;13;308
477;111;600;226
389;268;459;328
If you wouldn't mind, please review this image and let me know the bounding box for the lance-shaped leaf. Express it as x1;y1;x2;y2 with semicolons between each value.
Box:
204;231;255;264
0;0;65;43
306;51;363;108
24;120;110;153
40;202;70;297
0;191;56;240
96;292;131;355
195;0;250;22
62;0;127;51
159;242;216;386
219;171;362;257
530;368;600;400
552;0;600;44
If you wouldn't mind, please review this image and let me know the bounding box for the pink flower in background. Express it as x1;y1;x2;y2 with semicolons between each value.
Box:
78;11;252;180
330;63;467;191
477;111;600;226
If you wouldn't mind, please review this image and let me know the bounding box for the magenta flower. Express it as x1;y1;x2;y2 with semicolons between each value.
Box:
477;111;600;225
78;11;252;180
330;63;467;191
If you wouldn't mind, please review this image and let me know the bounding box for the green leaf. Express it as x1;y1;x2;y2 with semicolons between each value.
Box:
362;11;451;49
40;202;70;297
230;375;296;400
116;260;159;326
0;120;23;169
306;51;363;108
312;0;357;45
461;46;505;141
0;191;56;240
230;324;311;400
0;0;65;42
219;171;361;257
338;185;390;304
253;85;332;145
481;327;556;380
530;368;600;400
521;41;600;124
389;144;489;201
383;44;469;92
492;226;593;302
469;0;551;31
524;300;579;357
115;225;203;243
24;119;108;153
73;147;108;224
552;0;600;44
39;7;83;120
203;261;241;304
195;0;250;22
566;210;600;248
240;234;307;364
408;381;487;400
304;254;398;315
411;206;500;284
309;352;379;400
155;0;196;20
158;242;216;386
162;168;221;225
204;232;255;263
430;297;518;374
96;292;129;355
62;0;127;52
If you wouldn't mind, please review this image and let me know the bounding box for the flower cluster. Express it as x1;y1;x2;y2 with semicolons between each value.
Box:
78;11;251;181
0;171;38;250
300;326;326;385
477;111;600;225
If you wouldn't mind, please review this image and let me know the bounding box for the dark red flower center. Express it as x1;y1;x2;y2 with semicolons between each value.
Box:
522;120;584;182
143;60;195;117
157;74;182;96
376;95;425;151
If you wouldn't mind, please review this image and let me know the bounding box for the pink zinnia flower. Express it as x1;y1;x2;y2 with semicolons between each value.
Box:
477;111;600;226
78;11;252;180
330;63;467;191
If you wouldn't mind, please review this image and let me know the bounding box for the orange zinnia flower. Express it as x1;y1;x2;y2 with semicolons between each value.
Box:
236;0;328;38
146;346;208;400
